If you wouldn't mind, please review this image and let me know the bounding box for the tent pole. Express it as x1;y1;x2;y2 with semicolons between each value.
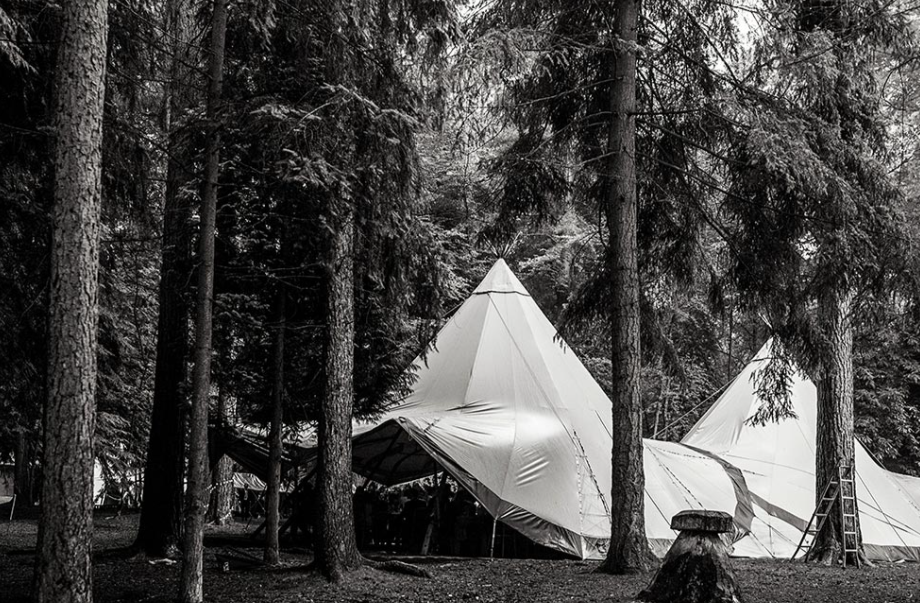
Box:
490;517;497;559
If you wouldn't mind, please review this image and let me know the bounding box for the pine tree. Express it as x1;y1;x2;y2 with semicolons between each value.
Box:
597;0;656;574
315;193;362;579
209;0;455;579
263;290;286;565
135;0;198;558
180;0;227;598
1;0;57;512
720;0;913;566
35;0;108;599
468;0;735;571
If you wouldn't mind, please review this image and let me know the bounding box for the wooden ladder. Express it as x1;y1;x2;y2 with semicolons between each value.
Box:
791;464;861;567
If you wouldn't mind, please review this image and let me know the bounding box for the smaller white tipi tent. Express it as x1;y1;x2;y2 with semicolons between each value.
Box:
682;341;920;560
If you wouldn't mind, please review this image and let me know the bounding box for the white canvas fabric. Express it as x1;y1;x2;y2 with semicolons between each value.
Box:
93;460;106;507
643;439;753;556
348;259;755;559
682;341;920;560
350;259;613;558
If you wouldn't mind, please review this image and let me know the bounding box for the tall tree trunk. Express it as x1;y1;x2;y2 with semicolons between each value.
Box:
315;201;362;581
207;386;235;525
179;0;227;599
264;291;287;565
35;0;107;599
134;0;196;558
598;0;655;574
807;286;864;565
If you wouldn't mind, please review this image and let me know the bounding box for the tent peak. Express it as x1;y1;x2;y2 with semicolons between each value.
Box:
473;258;531;296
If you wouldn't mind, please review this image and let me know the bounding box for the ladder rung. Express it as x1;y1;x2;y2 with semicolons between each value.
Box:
792;463;861;562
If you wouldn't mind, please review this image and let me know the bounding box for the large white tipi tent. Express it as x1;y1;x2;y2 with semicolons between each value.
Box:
682;341;920;561
346;259;752;559
348;259;613;558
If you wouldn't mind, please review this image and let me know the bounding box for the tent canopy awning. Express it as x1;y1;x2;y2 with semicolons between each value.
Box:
212;425;302;482
351;420;441;485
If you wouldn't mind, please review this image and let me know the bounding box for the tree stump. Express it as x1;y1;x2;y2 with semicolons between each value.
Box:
637;510;744;603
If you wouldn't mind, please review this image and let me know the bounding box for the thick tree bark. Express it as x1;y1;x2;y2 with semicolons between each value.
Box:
264;291;286;565
806;287;864;565
207;455;234;524
179;0;227;599
35;0;107;599
207;387;235;525
315;202;362;581
134;0;196;558
598;0;655;575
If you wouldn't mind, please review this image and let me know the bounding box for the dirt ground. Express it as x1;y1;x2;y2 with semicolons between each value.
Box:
2;513;918;602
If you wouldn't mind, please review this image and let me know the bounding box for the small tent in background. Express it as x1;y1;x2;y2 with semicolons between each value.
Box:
0;462;106;515
0;464;13;498
682;341;920;560
93;460;106;507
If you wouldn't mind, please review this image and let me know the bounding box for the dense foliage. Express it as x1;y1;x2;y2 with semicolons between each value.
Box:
2;0;920;511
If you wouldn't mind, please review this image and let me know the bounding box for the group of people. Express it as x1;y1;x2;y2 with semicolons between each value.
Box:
238;472;541;557
352;477;493;556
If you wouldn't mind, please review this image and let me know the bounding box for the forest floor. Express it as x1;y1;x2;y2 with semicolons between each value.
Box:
1;512;918;602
